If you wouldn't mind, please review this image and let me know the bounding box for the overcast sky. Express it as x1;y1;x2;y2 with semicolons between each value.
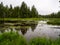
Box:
0;0;60;15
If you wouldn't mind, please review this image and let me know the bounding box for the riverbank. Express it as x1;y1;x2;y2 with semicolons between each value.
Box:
0;31;60;45
0;18;43;21
0;18;60;25
47;18;60;25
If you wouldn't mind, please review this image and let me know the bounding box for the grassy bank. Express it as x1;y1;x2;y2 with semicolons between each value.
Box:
30;37;60;45
47;18;60;25
0;18;44;21
0;31;27;45
0;18;60;25
0;31;60;45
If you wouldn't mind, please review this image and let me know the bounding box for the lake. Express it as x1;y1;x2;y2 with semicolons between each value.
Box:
0;20;60;41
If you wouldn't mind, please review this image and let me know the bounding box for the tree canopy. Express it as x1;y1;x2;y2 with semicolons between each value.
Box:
0;2;60;18
0;2;38;18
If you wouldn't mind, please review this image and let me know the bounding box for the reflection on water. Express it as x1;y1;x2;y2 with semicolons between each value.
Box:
0;21;38;34
0;21;60;40
0;22;5;33
31;24;37;32
20;27;28;35
23;21;60;40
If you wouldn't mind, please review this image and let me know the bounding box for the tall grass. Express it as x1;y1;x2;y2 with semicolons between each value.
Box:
47;18;60;25
0;31;60;45
0;18;42;21
0;31;27;45
29;37;60;45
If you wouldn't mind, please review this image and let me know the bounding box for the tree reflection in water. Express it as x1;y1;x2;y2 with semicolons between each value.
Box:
0;21;38;35
0;21;5;33
20;27;28;35
31;24;38;32
20;23;38;35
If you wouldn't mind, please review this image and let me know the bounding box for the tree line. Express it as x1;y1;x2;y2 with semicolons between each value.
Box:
0;2;38;18
39;12;60;18
0;1;60;18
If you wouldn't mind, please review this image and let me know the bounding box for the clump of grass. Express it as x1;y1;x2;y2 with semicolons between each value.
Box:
54;37;60;45
47;18;60;25
47;21;60;25
0;31;27;45
29;37;60;45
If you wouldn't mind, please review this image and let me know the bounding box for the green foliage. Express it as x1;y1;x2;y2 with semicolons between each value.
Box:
0;31;60;45
0;31;27;45
29;37;60;45
31;5;38;18
13;6;20;18
20;2;28;18
47;18;60;25
41;12;60;18
0;2;4;18
0;2;60;18
0;2;38;18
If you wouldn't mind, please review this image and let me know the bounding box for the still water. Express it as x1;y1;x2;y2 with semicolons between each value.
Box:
19;21;60;40
0;21;60;40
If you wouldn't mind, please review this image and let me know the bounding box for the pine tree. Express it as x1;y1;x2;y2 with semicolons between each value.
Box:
31;5;38;18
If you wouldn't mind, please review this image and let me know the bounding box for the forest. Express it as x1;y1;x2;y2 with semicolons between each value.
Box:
0;2;38;18
0;2;60;18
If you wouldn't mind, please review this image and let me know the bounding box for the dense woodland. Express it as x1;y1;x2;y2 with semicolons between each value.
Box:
0;2;60;18
40;12;60;18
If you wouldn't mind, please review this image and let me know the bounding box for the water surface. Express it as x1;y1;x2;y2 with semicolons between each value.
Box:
0;21;60;40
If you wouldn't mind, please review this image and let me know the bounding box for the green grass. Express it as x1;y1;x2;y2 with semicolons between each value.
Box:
29;37;60;45
0;31;60;45
0;31;27;45
47;18;60;25
0;18;44;21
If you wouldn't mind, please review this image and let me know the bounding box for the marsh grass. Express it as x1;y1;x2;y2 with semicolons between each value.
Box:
0;18;42;21
29;37;60;45
0;31;27;45
47;18;60;25
0;31;60;45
